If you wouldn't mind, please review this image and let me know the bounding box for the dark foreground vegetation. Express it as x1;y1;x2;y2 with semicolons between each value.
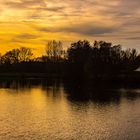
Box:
0;40;140;82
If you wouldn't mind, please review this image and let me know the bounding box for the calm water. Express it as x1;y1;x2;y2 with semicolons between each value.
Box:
0;79;140;140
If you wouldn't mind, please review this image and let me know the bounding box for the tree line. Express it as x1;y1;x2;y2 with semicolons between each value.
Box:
0;40;140;78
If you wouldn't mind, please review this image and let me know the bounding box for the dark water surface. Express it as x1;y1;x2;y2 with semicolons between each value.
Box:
0;79;140;140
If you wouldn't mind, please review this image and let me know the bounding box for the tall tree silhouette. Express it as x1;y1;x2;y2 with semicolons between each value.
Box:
67;40;92;76
46;40;63;61
68;40;91;64
18;47;33;62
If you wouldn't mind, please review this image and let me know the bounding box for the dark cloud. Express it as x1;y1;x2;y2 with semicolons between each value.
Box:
4;0;64;13
5;0;46;9
36;6;64;12
38;23;118;36
123;37;140;40
15;33;40;39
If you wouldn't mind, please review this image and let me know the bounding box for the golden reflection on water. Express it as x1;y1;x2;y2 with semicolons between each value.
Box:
0;85;140;140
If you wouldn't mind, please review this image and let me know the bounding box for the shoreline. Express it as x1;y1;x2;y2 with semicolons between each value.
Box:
0;71;139;82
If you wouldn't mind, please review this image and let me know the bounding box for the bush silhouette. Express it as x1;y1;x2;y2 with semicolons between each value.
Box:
67;40;140;77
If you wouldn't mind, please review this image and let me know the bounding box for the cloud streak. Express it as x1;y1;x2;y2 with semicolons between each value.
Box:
15;33;40;40
38;23;118;36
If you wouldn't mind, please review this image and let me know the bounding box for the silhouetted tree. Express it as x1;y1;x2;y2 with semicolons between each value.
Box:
67;40;92;77
0;40;139;80
67;40;140;78
1;49;20;64
67;40;91;64
46;40;64;61
1;47;33;64
121;48;140;71
18;47;33;62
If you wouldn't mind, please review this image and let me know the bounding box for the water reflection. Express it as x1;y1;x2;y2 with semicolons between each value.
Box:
0;79;61;89
0;79;140;105
0;79;140;140
63;80;140;105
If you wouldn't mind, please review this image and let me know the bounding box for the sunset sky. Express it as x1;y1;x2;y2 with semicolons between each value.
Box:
0;0;140;56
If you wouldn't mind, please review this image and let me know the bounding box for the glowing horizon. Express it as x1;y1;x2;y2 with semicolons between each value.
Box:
0;0;140;56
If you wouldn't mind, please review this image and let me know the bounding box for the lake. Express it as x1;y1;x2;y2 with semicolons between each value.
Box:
0;79;140;140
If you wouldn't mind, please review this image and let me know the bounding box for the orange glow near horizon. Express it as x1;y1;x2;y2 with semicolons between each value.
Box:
0;0;139;56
